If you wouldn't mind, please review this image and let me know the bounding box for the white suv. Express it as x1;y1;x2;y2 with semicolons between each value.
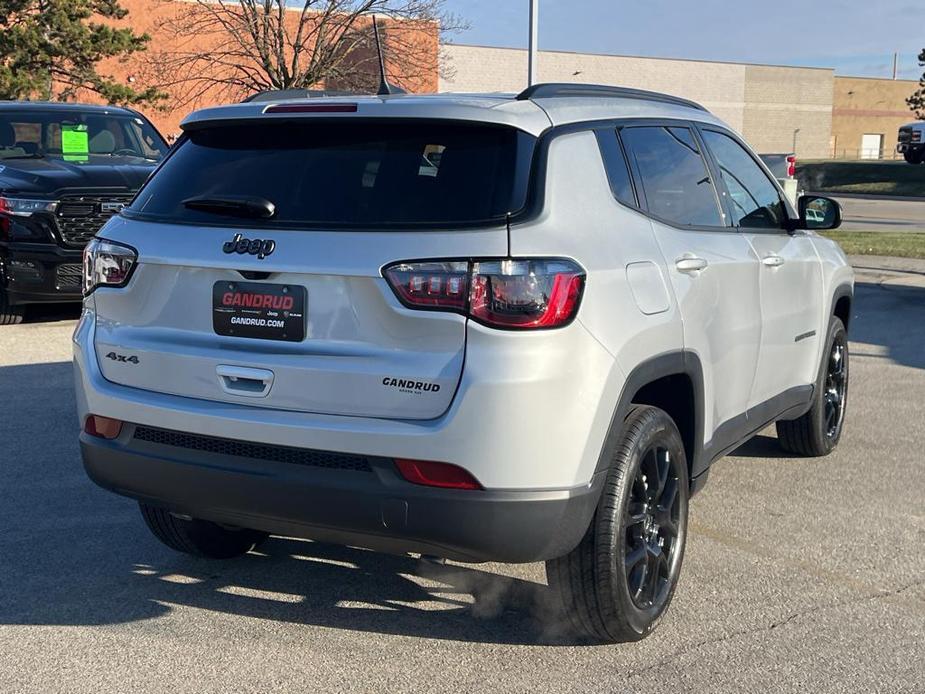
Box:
74;83;854;642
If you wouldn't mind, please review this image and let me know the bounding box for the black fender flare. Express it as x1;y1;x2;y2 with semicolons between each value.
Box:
831;283;854;330
593;350;706;488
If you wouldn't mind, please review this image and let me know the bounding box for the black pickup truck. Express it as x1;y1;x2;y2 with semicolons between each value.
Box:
0;102;167;324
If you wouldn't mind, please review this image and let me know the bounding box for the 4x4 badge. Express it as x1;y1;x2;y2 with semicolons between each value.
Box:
222;233;276;260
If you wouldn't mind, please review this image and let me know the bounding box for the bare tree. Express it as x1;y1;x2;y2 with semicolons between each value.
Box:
142;0;463;109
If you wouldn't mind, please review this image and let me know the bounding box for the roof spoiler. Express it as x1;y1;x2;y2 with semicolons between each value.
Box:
515;83;707;112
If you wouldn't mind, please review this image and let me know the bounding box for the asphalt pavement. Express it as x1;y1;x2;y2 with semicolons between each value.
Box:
0;264;923;693
831;195;925;233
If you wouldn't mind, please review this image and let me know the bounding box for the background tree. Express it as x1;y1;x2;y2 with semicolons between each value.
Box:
0;0;164;105
908;48;925;120
146;0;462;108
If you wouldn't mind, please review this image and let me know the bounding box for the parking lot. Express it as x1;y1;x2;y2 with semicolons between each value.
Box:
0;263;923;694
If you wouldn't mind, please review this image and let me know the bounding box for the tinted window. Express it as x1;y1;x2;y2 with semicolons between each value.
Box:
131;122;535;228
0;110;166;162
621;126;724;227
702;130;786;229
595;130;636;207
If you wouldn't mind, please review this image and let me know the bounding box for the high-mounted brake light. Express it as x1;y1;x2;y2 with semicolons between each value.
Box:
263;103;358;114
383;258;585;330
786;155;797;178
394;458;483;490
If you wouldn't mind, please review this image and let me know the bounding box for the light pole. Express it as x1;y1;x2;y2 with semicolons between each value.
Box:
528;0;538;86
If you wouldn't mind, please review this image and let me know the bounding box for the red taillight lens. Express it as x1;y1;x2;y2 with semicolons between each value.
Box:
786;155;796;178
394;458;483;490
469;259;584;329
84;415;123;439
383;261;470;310
383;258;585;330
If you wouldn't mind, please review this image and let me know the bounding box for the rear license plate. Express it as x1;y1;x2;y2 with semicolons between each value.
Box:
212;281;306;342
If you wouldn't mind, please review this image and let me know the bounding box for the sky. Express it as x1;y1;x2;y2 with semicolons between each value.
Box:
441;0;925;81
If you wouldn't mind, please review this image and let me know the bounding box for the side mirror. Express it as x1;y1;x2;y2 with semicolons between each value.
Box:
796;195;841;231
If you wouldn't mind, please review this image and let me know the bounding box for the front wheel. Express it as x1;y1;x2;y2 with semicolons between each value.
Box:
903;149;924;165
140;503;267;559
777;317;848;456
546;405;689;642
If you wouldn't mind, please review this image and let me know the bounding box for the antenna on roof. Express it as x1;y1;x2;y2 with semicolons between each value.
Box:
372;15;405;96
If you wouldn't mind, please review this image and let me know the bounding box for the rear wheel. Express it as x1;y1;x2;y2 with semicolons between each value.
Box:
546;406;689;642
903;149;924;164
776;317;848;456
139;503;267;559
0;288;24;325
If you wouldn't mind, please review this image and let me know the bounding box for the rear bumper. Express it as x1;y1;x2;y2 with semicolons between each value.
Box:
80;425;604;563
0;242;83;304
897;143;923;153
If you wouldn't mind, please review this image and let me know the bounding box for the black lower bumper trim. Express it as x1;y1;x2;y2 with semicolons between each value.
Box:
1;242;83;304
80;425;604;564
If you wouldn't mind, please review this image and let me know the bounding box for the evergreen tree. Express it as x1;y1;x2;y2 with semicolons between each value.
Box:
908;49;925;120
0;0;163;104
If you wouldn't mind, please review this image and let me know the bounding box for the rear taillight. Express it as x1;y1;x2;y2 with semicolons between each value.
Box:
786;155;797;178
83;238;137;295
383;258;585;330
394;458;483;490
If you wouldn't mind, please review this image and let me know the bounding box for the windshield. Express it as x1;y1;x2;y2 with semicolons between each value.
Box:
129;121;535;228
0;109;167;162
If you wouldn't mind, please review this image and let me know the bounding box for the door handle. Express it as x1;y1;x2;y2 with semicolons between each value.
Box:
675;255;709;274
761;255;785;268
216;365;274;398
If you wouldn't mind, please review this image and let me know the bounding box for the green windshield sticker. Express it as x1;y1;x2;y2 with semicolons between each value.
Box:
61;124;89;161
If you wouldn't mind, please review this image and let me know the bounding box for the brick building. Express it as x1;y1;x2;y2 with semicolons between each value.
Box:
831;76;920;159
85;0;439;137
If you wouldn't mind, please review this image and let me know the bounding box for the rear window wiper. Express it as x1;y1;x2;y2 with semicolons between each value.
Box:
182;195;276;219
1;152;45;160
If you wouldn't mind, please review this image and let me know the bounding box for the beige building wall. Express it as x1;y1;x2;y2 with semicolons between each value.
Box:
440;45;834;158
831;76;919;159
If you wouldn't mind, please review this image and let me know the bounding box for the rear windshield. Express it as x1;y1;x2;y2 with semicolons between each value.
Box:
129;121;535;228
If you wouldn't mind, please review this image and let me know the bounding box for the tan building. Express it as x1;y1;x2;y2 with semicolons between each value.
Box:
439;45;835;158
831;76;920;160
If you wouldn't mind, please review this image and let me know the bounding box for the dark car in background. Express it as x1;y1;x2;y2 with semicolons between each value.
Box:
0;102;167;323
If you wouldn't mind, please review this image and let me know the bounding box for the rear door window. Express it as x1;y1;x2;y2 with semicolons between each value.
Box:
130;122;535;228
621;125;725;228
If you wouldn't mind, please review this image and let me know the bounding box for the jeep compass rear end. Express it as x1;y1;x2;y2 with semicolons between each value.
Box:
75;88;852;642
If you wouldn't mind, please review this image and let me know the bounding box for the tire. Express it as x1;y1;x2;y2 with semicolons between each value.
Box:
903;150;924;165
0;288;24;325
139;503;267;559
776;317;848;456
546;405;689;642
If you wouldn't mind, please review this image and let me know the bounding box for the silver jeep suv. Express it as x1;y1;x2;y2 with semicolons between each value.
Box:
74;83;853;642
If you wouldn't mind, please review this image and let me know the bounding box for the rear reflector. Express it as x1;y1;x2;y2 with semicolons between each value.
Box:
394;459;483;490
264;103;358;114
84;415;123;440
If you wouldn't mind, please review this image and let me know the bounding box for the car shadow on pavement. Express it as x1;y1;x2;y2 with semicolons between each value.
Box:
0;360;591;647
851;281;925;370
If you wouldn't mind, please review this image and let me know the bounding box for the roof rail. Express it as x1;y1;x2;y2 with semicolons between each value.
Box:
515;83;707;112
242;88;359;104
